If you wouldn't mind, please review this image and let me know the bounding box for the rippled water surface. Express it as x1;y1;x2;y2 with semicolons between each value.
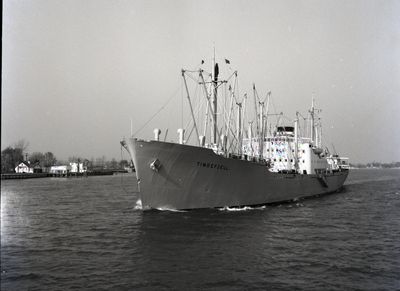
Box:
1;169;400;290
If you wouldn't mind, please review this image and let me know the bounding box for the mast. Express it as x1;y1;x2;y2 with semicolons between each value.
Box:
310;98;315;144
248;121;253;156
212;62;219;144
182;70;201;146
315;114;322;148
242;93;247;142
236;102;242;155
225;85;234;136
203;97;210;137
199;70;210;138
319;118;322;148
199;69;218;145
265;91;271;136
294;112;299;172
259;100;264;157
253;84;259;137
259;102;264;139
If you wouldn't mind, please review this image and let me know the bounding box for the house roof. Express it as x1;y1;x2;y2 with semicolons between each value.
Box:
17;161;31;167
32;162;42;168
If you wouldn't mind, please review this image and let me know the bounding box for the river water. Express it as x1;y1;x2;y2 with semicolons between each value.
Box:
1;169;399;290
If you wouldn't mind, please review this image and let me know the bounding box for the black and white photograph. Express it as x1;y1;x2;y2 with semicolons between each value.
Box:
2;0;399;290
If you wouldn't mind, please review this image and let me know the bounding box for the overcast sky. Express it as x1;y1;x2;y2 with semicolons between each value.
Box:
2;0;400;163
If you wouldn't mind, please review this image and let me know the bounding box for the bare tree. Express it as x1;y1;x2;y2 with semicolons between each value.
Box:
14;139;29;152
1;147;23;173
30;152;45;165
43;152;57;167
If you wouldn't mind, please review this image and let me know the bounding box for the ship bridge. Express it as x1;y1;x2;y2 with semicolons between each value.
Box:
276;126;295;137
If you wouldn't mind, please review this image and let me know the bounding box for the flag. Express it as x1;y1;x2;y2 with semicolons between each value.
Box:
225;59;230;64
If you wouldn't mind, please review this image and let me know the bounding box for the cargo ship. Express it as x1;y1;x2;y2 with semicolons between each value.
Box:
122;58;349;210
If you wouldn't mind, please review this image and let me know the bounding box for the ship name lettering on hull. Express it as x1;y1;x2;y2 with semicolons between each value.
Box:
197;162;229;170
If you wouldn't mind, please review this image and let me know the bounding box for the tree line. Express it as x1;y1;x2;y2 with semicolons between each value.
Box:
64;156;130;171
350;162;400;169
1;140;132;173
1;140;31;173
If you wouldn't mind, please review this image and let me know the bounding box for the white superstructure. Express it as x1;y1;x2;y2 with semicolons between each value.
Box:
241;127;336;175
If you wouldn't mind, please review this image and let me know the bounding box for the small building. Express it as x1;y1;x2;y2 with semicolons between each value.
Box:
50;165;70;175
15;162;33;173
70;162;87;173
32;163;43;173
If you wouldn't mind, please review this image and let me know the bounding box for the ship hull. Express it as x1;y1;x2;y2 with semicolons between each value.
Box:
125;138;349;210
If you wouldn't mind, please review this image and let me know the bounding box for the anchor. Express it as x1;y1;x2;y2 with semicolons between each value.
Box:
150;159;161;172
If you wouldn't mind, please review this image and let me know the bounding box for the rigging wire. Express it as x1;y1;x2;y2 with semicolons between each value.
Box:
132;86;181;137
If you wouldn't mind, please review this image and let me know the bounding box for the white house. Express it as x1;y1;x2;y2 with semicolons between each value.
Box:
70;162;87;173
50;165;70;175
15;162;33;173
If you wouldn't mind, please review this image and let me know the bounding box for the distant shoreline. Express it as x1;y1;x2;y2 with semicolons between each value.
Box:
349;167;400;170
1;170;129;180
